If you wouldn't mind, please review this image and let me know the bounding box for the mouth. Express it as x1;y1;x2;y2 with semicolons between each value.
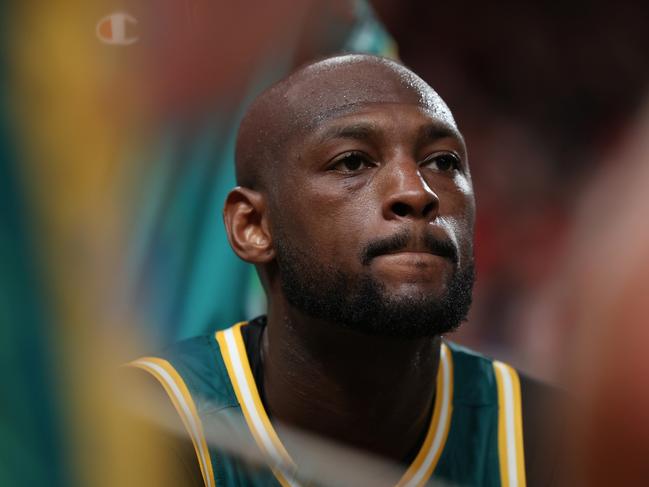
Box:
375;251;452;267
362;231;458;266
369;250;454;287
384;249;450;258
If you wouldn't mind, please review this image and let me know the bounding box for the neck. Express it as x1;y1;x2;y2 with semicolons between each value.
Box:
262;301;441;463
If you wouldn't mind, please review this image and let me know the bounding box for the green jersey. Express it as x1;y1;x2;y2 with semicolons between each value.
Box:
131;318;537;487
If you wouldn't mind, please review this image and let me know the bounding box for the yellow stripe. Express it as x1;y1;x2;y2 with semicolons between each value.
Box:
413;343;453;487
215;323;296;487
494;363;510;487
129;357;216;487
493;362;526;487
396;342;454;487
511;368;526;487
214;324;267;453
231;324;293;464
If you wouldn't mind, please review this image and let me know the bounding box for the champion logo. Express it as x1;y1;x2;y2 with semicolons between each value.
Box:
96;12;138;45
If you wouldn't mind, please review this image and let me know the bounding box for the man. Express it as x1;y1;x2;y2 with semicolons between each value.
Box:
130;54;558;487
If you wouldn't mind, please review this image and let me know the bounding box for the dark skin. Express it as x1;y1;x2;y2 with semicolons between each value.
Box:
224;55;475;463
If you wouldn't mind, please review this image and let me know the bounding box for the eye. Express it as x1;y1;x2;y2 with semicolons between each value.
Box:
422;152;461;172
330;151;375;173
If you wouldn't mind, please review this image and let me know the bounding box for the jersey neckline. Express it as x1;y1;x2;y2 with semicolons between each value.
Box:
215;321;454;487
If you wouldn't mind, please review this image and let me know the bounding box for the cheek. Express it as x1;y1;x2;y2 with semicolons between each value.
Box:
456;175;476;232
454;173;473;197
439;191;475;261
269;187;363;261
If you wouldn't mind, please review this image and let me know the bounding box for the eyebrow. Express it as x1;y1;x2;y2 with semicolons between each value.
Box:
420;124;463;144
316;123;377;143
419;125;467;158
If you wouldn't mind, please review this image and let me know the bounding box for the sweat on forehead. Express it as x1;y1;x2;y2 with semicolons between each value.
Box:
234;54;456;188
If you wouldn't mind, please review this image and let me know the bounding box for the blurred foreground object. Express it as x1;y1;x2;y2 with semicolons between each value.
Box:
544;101;649;485
5;0;395;485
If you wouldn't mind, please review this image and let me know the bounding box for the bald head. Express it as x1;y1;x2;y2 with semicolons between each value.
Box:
234;54;457;190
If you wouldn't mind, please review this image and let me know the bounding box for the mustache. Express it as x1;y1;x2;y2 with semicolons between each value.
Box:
360;230;459;266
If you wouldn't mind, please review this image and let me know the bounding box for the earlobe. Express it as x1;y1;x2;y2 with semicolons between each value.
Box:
223;187;275;263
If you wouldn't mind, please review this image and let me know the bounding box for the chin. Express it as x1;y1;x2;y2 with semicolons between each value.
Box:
381;280;449;301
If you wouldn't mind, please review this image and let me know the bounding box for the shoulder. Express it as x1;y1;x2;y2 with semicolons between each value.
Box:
124;328;245;487
445;341;564;406
130;329;239;415
122;340;212;487
446;341;565;487
518;372;567;487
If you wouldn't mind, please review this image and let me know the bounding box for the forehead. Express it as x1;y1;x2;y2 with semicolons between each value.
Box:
306;102;465;153
283;58;457;134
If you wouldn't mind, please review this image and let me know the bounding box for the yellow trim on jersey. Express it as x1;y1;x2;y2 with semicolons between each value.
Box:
396;342;454;487
216;323;453;487
493;361;526;487
129;357;216;487
215;323;298;487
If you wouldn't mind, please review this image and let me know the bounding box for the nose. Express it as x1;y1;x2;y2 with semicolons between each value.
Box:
381;162;439;221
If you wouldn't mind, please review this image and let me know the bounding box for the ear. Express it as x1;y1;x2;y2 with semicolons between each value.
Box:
223;186;275;263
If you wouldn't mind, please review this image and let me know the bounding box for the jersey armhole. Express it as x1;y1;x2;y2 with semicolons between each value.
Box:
129;357;217;487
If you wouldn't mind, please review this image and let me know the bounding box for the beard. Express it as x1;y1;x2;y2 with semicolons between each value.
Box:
274;234;475;339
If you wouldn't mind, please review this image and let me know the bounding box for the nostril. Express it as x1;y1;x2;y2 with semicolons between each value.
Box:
392;202;410;217
422;201;436;216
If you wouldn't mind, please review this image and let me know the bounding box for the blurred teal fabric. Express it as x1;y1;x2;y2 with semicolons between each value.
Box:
127;0;397;345
0;60;69;487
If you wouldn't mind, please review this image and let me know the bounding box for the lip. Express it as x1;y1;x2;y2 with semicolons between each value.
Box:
385;251;437;256
361;229;458;266
383;249;451;259
374;251;451;264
